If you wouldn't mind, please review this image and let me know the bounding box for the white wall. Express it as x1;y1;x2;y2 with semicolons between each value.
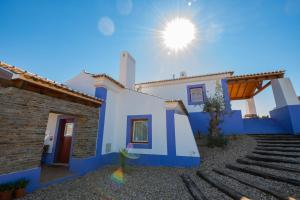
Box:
65;72;96;96
174;113;200;157
102;88;168;155
139;79;221;112
119;52;136;89
272;78;299;108
44;113;60;153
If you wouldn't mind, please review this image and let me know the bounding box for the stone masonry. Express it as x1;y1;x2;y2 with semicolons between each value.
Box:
0;86;100;175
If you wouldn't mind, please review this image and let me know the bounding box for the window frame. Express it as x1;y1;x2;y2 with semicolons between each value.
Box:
131;119;149;143
126;115;152;149
187;84;206;105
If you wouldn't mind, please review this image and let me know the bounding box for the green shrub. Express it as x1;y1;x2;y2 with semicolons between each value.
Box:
207;135;228;148
0;183;14;192
15;179;29;189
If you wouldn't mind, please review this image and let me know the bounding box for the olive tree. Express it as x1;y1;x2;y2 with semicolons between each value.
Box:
203;81;228;147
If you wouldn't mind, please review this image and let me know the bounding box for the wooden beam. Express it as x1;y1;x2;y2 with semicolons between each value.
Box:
230;82;235;98
241;82;248;99
235;82;241;98
253;81;271;96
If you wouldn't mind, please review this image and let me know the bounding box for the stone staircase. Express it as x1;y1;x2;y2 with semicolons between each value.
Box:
181;134;300;200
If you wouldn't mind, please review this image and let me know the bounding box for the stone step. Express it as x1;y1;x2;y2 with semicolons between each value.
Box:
236;159;300;173
180;174;208;200
255;147;300;153
246;155;300;164
254;138;300;141
257;141;300;145
252;151;300;158
257;144;300;148
226;164;300;186
213;168;296;200
196;171;251;200
250;134;299;138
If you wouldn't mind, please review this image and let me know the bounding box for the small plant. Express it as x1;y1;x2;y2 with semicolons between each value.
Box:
119;148;127;171
0;183;14;192
15;179;29;189
0;183;14;200
14;179;29;198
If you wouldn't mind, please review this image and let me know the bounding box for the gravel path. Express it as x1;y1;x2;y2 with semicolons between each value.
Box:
22;135;300;200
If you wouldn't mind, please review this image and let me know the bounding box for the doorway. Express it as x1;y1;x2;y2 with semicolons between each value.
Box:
54;118;75;164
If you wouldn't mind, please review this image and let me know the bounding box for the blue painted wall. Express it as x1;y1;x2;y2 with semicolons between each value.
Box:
270;105;300;134
189;110;244;135
243;118;288;134
0;168;41;192
221;79;232;112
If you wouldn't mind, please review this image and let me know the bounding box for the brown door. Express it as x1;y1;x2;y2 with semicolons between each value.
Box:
56;118;74;164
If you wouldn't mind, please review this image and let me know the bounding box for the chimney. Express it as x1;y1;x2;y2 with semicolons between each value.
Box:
119;51;136;89
180;71;187;78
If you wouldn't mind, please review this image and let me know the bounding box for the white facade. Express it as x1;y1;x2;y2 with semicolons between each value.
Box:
65;51;200;160
43;113;60;153
245;97;257;115
271;78;299;108
119;51;136;89
136;75;230;113
100;85;168;155
174;113;199;157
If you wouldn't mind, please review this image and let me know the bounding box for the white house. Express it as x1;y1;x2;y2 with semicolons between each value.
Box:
1;51;299;192
65;51;200;167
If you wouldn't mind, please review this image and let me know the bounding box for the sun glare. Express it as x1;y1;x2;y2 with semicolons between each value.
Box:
162;17;196;52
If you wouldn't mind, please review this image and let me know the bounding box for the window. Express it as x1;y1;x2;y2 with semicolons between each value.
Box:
190;87;204;103
64;122;74;137
131;120;148;143
187;84;206;105
126;115;152;149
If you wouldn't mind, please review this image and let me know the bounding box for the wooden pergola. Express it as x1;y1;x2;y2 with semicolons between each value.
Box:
227;71;285;100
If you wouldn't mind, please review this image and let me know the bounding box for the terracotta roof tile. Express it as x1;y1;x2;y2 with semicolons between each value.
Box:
165;100;189;115
84;72;125;88
227;70;285;81
0;61;102;104
135;71;234;86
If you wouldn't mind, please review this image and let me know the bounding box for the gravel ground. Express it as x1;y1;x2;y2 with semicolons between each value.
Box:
21;135;300;200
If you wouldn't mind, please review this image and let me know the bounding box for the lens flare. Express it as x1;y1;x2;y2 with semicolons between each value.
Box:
162;17;196;52
111;167;124;184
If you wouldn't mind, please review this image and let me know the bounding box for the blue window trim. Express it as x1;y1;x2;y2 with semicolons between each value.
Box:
187;84;206;105
126;114;152;149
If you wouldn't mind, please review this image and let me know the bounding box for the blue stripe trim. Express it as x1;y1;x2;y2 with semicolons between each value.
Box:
0;167;41;192
221;79;231;112
95;87;107;156
166;110;176;156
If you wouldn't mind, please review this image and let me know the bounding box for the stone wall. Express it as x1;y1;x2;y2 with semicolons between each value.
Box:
0;86;100;175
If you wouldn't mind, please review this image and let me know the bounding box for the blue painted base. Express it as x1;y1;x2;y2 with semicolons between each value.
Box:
243;118;288;134
69;153;119;175
189;108;297;135
189;110;244;135
128;154;200;168
0;168;41;192
41;153;55;165
270;105;300;134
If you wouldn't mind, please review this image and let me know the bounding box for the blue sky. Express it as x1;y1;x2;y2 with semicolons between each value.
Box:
1;0;300;115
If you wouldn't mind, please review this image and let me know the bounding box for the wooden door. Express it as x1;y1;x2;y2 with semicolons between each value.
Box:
56;118;74;164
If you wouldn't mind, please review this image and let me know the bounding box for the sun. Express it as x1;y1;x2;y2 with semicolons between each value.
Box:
162;17;196;52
